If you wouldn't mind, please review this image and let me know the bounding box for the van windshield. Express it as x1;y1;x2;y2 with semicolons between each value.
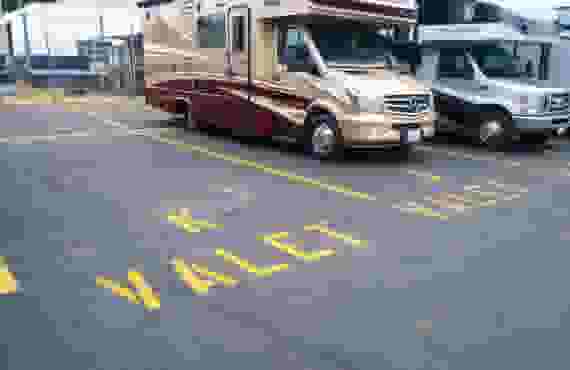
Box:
469;44;527;78
309;23;394;66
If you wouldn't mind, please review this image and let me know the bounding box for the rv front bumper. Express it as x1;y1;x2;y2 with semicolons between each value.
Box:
512;113;570;132
340;112;436;147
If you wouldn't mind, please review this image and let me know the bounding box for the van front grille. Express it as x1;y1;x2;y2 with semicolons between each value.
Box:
548;93;569;113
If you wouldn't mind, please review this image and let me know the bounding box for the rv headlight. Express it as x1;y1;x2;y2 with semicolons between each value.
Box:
345;87;384;113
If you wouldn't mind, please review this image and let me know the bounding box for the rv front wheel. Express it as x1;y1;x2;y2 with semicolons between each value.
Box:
305;113;343;160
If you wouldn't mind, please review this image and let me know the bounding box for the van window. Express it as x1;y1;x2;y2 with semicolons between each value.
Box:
197;13;226;48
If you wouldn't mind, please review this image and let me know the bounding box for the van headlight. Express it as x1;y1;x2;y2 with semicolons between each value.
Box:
512;95;548;114
345;87;384;113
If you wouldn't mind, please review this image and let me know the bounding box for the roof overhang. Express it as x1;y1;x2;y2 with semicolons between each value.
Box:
419;23;560;46
136;0;175;9
0;3;44;25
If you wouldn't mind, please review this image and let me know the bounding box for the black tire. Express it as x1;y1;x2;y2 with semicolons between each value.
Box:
183;102;197;130
477;111;514;151
399;143;414;158
304;113;344;161
520;132;550;149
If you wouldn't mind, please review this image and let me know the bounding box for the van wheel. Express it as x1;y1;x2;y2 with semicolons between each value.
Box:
478;112;513;151
305;113;344;160
399;143;414;157
521;133;550;149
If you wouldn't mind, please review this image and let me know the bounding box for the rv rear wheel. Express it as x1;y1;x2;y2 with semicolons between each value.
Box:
478;112;513;151
305;113;344;160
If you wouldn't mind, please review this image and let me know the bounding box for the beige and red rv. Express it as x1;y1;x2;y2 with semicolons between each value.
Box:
137;0;437;159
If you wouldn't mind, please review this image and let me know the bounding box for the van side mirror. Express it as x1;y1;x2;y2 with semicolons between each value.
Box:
525;60;535;78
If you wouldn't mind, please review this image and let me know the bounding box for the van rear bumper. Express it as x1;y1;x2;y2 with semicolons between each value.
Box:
512;113;570;131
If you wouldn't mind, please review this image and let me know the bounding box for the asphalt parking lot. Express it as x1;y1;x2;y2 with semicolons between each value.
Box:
1;106;570;370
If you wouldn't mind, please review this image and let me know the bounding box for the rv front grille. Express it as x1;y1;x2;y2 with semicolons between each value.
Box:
548;93;570;113
384;94;430;114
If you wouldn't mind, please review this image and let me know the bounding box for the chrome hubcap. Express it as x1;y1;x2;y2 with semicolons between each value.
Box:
312;123;335;156
479;120;503;143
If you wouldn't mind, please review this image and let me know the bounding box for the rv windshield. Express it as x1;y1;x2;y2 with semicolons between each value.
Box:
309;23;393;66
469;45;527;78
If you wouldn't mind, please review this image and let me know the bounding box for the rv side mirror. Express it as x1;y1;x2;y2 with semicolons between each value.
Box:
273;64;287;80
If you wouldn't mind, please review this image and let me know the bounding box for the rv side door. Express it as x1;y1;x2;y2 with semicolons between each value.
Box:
225;6;255;133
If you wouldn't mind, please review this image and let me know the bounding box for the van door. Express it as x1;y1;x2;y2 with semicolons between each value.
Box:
224;5;255;134
435;48;478;131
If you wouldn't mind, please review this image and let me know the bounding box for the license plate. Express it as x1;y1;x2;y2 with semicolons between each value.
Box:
406;129;421;143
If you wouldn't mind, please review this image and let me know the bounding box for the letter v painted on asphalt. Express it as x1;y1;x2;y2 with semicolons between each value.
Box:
0;257;19;295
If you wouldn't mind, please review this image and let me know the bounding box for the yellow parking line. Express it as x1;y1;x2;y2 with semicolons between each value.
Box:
150;135;376;201
0;257;18;295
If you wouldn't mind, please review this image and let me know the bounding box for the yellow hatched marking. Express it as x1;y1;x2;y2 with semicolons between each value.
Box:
215;248;289;277
304;223;368;248
425;193;471;212
487;180;528;193
127;270;161;311
0;257;18;295
261;232;336;262
95;276;141;305
166;208;221;234
393;202;449;220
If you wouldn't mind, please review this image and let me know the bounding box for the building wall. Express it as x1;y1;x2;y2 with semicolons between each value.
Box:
0;24;10;54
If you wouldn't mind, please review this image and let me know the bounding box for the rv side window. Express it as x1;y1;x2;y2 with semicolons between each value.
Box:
438;49;474;79
197;13;226;48
232;16;245;52
278;28;316;74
